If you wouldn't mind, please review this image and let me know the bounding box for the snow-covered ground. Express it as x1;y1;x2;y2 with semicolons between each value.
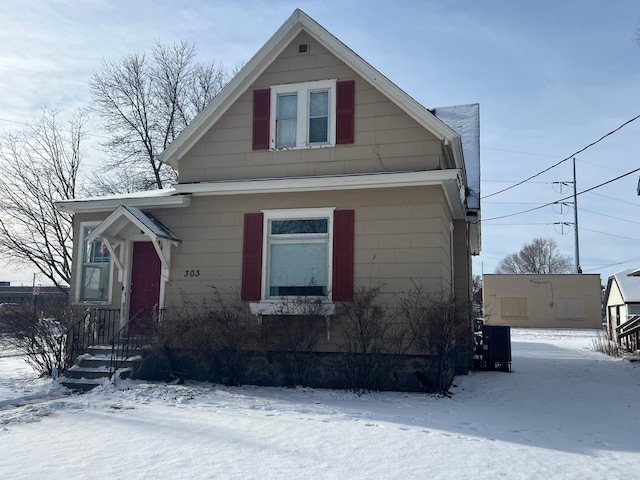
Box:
1;329;638;480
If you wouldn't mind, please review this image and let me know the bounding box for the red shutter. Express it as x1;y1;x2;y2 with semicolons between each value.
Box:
241;212;264;301
332;209;355;301
336;80;355;144
253;89;270;150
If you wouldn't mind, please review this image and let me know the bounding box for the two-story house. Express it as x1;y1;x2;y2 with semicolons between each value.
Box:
56;9;480;390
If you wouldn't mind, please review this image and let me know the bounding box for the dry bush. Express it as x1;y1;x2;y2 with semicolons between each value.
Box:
592;330;623;357
400;284;470;395
261;296;327;387
339;285;408;394
154;288;260;386
0;302;76;376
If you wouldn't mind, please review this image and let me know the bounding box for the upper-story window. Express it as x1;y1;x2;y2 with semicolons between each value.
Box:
253;80;354;151
271;80;336;149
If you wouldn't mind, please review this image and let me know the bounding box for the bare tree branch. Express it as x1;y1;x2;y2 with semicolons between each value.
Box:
0;108;88;288
90;40;230;192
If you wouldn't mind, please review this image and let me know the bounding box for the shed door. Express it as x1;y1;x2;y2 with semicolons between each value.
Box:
129;242;161;332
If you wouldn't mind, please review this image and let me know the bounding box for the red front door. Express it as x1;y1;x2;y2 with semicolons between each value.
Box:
129;242;161;332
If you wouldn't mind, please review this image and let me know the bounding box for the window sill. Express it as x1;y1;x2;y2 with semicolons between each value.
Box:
249;300;335;316
271;143;335;151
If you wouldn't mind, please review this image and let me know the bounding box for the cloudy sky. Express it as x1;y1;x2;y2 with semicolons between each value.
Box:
1;0;639;286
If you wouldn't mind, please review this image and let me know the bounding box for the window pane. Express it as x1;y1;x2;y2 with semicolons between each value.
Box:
88;241;110;263
309;91;328;143
309;117;328;143
269;243;327;297
309;91;328;116
276;94;297;148
81;265;109;301
277;94;297;119
271;219;328;235
276;119;296;148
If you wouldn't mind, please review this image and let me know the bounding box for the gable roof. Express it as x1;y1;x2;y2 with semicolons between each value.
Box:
159;9;464;171
86;206;181;245
606;269;640;304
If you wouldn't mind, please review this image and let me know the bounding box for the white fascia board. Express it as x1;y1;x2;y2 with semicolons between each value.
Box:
55;192;191;214
174;170;466;218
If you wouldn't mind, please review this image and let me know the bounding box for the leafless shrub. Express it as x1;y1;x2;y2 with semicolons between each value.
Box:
261;296;326;387
154;288;260;386
339;285;408;394
592;330;623;357
0;303;76;376
400;284;470;395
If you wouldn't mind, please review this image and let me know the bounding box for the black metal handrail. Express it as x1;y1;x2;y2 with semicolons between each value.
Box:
109;308;164;382
58;308;120;370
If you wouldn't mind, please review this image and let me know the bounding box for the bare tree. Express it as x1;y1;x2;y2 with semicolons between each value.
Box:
90;40;230;192
495;237;573;274
0;108;88;288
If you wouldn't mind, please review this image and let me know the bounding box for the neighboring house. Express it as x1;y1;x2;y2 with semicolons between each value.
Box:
604;269;640;350
482;274;602;329
55;10;481;389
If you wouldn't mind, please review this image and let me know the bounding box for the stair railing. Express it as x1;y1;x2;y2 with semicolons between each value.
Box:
109;308;164;382
58;308;120;371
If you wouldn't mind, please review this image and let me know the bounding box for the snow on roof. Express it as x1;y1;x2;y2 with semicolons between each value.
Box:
611;268;640;303
433;104;480;210
125;206;181;243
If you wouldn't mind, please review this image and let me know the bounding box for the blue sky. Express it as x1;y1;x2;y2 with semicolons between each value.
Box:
1;0;639;286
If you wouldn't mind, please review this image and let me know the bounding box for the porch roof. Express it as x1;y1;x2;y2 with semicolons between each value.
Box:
86;206;181;245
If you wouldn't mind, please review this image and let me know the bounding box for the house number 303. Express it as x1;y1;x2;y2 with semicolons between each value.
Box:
184;269;200;277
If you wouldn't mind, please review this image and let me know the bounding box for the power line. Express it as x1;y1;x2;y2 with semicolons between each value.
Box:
0;63;88;83
481;113;640;199
578;207;640;226
582;256;640;272
578;227;640;242
586;191;640;207
481;147;560;158
483;167;640;221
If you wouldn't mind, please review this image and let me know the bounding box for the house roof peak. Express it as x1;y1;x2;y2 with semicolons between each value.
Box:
158;9;463;171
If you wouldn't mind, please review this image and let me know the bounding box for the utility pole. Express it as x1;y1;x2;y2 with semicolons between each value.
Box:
573;157;581;273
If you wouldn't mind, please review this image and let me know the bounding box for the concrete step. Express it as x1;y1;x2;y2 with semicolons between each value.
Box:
61;343;143;392
76;356;141;369
60;366;134;391
64;366;111;380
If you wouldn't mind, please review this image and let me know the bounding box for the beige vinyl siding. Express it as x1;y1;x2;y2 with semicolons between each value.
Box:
178;31;444;184
606;280;624;307
149;186;453;312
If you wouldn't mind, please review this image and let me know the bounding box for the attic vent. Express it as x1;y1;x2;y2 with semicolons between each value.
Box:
297;42;309;54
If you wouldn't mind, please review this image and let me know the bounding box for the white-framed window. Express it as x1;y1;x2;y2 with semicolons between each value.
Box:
263;208;335;299
270;80;337;149
77;223;112;302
